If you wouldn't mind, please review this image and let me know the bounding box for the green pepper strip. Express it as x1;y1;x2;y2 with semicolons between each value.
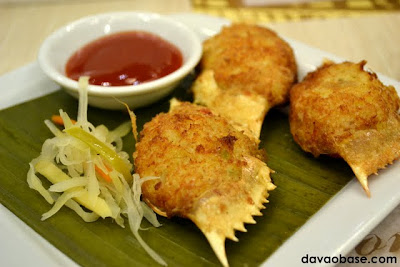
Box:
65;127;132;183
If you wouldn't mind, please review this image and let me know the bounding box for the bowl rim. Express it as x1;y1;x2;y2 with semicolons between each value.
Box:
38;11;202;97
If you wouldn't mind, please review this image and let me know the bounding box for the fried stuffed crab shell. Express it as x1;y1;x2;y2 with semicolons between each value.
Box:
134;99;276;266
289;60;400;197
192;23;297;140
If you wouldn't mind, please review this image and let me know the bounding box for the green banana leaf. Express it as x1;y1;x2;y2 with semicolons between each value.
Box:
0;75;353;266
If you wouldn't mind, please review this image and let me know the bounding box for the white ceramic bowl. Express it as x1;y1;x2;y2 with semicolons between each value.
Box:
38;12;202;110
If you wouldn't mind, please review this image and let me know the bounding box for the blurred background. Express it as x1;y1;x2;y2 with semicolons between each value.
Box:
193;0;400;22
1;0;399;79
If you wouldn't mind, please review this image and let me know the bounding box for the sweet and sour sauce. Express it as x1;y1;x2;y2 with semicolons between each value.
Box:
66;31;183;87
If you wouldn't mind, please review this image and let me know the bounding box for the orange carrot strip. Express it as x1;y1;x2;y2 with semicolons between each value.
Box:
95;165;112;183
51;115;76;126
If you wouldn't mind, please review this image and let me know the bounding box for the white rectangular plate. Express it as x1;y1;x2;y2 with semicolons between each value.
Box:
0;13;399;267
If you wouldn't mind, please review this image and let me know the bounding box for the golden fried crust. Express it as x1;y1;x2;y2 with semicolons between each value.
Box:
134;101;264;217
135;101;276;266
290;61;400;195
201;23;297;106
290;61;400;156
192;24;297;140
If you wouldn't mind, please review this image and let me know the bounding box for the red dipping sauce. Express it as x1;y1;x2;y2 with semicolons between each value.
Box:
65;31;183;86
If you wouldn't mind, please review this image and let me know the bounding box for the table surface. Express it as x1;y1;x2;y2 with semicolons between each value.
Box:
1;0;400;265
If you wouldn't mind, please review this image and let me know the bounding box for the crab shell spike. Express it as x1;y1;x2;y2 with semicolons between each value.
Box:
235;223;247;233
252;210;263;217
349;165;371;197
228;233;239;242
204;231;229;267
336;122;400;197
188;157;275;267
244;216;257;224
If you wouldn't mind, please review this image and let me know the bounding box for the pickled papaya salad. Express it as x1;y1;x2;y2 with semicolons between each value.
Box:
27;77;166;266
